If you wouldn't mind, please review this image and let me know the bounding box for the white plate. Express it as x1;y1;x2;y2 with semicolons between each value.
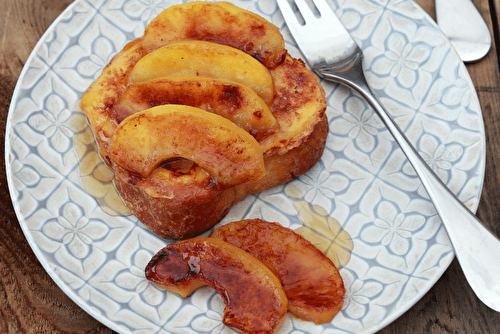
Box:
5;0;485;333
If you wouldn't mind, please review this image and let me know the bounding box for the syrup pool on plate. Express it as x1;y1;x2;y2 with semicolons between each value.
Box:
71;107;132;217
285;184;353;269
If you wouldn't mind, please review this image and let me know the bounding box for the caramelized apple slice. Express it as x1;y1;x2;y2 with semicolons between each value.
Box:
114;76;279;140
108;105;265;187
145;237;288;334
211;219;345;324
142;1;286;69
127;41;275;104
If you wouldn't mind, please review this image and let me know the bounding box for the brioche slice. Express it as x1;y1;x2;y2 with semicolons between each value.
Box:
79;1;328;239
145;237;288;334
211;219;345;324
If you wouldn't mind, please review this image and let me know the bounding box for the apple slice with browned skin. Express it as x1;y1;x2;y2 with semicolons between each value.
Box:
127;40;275;105
114;76;279;140
142;1;286;69
211;219;346;324
108;105;265;188
145;237;288;334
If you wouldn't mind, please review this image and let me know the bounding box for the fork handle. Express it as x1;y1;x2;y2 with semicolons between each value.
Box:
316;55;500;312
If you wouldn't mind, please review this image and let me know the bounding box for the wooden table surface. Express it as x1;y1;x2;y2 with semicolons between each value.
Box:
1;0;500;333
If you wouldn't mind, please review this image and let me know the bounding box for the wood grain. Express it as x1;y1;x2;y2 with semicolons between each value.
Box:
1;0;500;333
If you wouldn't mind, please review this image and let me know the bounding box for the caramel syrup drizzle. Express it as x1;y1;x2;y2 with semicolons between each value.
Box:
72;110;132;216
285;185;353;269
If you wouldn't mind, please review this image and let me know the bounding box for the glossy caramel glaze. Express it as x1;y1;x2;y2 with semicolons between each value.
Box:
211;219;345;324
145;238;288;334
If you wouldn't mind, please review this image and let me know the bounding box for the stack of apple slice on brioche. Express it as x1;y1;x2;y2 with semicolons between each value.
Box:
80;0;328;239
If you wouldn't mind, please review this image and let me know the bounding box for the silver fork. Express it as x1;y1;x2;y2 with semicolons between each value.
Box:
277;0;500;312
